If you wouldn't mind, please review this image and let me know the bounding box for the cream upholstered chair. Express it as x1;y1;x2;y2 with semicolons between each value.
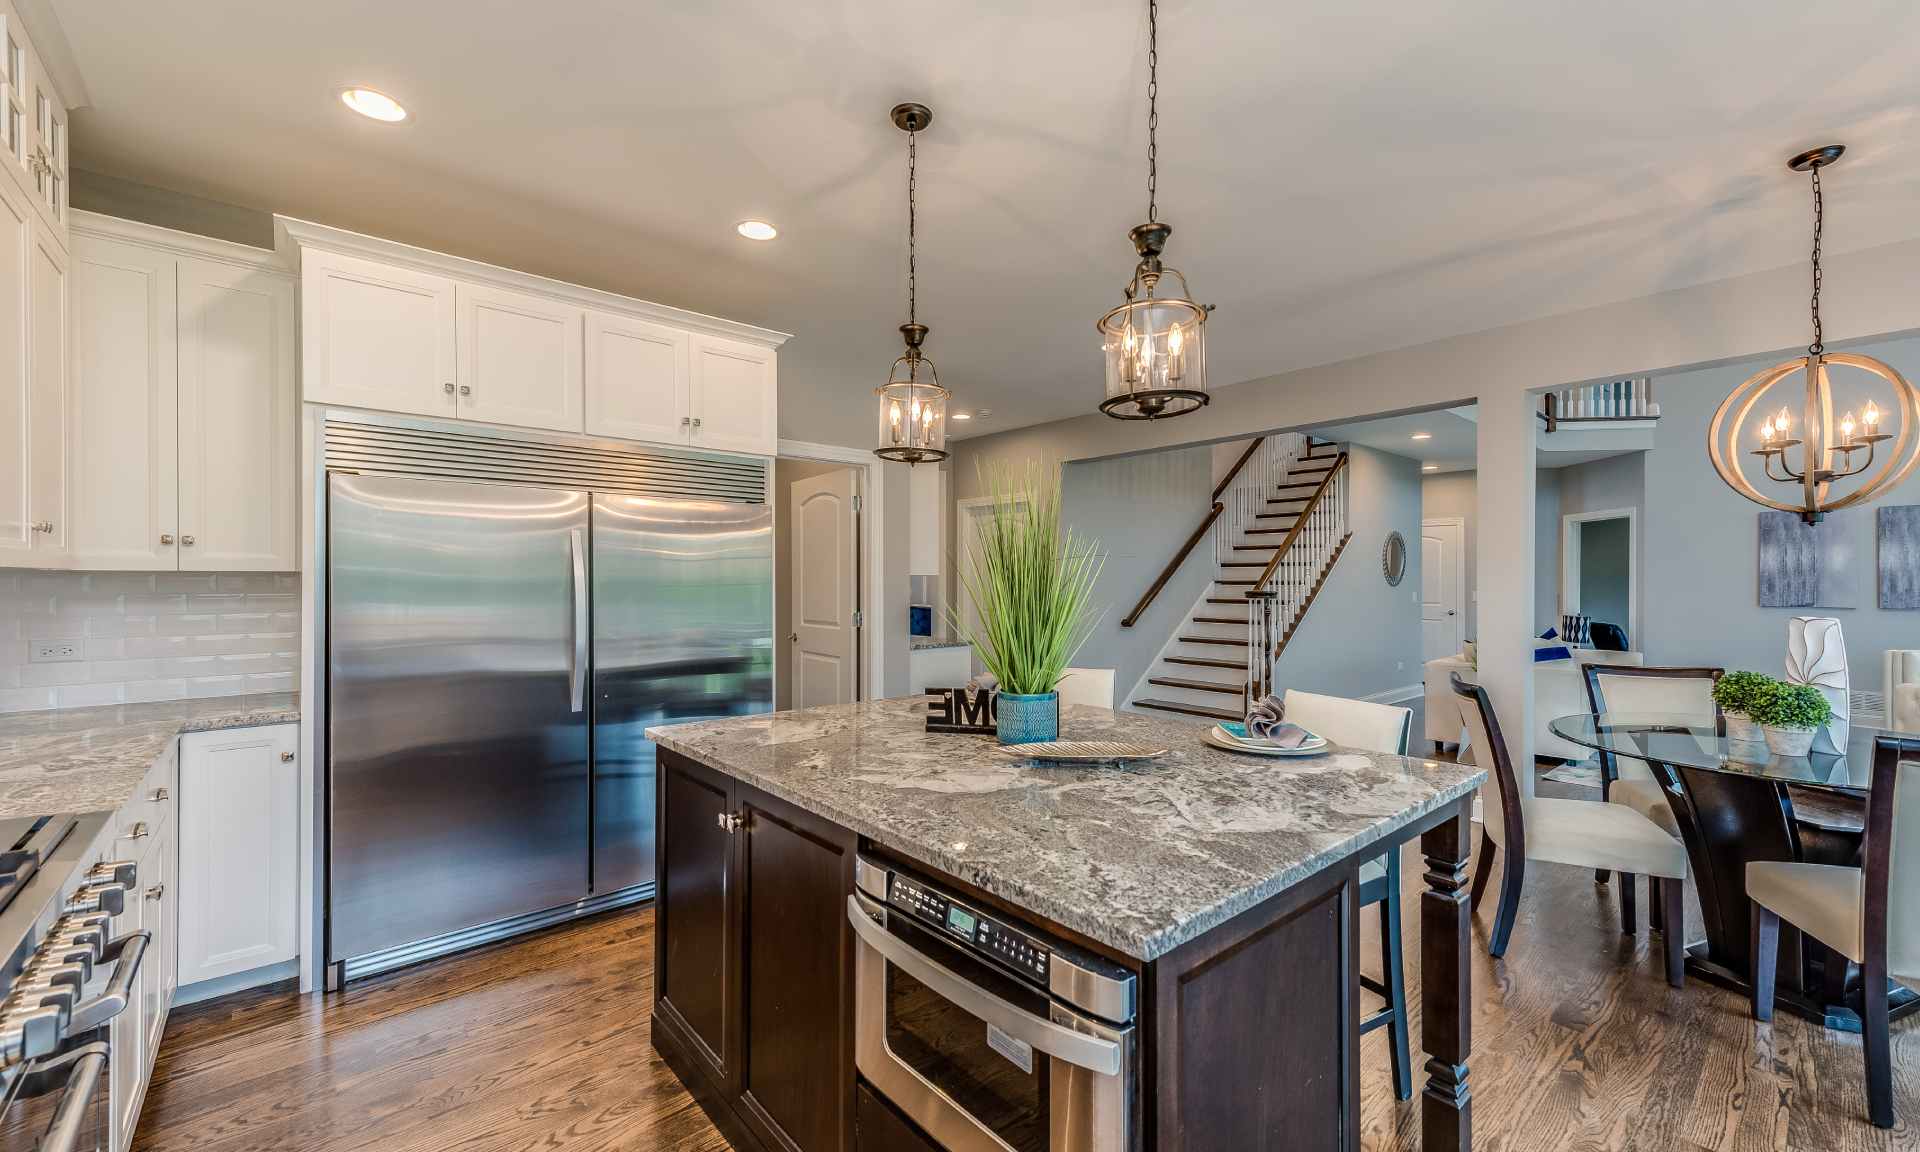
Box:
1057;667;1115;709
1451;673;1690;984
1579;665;1718;932
1281;689;1416;1100
1749;736;1920;1129
1885;650;1920;733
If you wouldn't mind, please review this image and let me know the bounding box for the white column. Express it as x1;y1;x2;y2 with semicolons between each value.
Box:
1476;390;1537;795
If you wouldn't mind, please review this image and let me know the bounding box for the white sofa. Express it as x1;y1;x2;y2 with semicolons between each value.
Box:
1424;647;1644;759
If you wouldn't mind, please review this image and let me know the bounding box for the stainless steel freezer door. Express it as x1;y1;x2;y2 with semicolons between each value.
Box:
591;494;772;893
328;474;592;962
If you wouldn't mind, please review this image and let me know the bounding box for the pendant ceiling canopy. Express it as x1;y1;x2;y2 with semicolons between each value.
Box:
1707;145;1920;524
1097;0;1211;421
875;101;950;465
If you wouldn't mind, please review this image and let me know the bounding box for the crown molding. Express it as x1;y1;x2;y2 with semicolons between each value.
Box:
275;215;791;349
71;210;292;273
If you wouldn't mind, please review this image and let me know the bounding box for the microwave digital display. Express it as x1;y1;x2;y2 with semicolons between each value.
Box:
946;906;977;938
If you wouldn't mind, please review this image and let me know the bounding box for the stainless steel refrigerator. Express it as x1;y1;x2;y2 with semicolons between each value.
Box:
327;473;771;981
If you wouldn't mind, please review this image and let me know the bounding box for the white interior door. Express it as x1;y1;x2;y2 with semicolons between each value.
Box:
1420;518;1464;663
790;469;857;709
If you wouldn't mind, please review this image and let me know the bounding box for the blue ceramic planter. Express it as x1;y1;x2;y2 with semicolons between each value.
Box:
996;692;1059;744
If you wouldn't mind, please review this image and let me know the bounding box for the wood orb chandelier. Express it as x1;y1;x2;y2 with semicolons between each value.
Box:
1707;144;1920;524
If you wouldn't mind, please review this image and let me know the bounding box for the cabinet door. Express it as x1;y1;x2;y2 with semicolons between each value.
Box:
139;817;171;1064
109;852;148;1152
177;726;299;985
70;235;178;570
0;166;29;561
656;752;737;1089
25;216;64;561
688;335;776;455
735;782;855;1152
0;13;30;205
583;309;688;444
177;257;296;571
300;249;455;416
20;39;61;238
455;282;583;432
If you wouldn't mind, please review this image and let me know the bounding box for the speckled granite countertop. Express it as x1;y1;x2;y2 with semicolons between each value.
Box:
648;698;1484;961
0;693;300;818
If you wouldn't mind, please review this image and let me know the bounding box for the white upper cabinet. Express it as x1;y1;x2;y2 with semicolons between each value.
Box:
584;309;688;444
67;215;299;573
0;168;32;562
0;5;64;244
177;255;296;570
300;248;455;417
456;282;582;432
283;220;785;455
71;234;177;569
688;335;777;455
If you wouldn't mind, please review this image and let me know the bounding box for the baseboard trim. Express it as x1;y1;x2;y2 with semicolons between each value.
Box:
1362;682;1423;705
176;959;300;1008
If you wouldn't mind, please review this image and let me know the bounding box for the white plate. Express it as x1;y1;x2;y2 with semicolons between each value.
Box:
1204;726;1330;757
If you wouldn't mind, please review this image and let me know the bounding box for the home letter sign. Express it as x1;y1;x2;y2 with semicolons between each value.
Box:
926;687;997;735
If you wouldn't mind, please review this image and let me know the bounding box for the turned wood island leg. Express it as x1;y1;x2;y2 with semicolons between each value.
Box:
1421;797;1474;1152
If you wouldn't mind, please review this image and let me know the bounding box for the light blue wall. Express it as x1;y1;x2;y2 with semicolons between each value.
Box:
1643;333;1920;691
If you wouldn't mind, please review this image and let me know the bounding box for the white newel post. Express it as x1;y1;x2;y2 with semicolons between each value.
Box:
1477;390;1538;796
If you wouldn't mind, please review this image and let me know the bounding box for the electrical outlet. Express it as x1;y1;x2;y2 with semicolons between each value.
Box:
30;641;81;664
1397;661;1405;672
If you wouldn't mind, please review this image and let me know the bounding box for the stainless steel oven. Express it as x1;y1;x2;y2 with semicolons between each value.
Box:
849;855;1137;1152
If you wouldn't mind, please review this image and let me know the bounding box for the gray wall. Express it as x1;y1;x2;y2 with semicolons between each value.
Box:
1421;467;1563;638
1642;333;1920;692
1578;518;1632;632
1271;446;1424;698
1419;472;1478;638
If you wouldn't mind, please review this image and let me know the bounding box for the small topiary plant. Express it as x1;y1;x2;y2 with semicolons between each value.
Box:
1751;680;1832;730
1711;670;1775;717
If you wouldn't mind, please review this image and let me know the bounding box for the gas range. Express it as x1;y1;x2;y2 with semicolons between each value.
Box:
0;812;148;1152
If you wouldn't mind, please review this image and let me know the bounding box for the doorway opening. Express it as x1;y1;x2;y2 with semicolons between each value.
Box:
1561;508;1637;649
775;458;864;709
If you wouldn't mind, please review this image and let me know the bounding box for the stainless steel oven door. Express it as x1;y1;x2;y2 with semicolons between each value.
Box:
848;894;1132;1152
0;1040;110;1152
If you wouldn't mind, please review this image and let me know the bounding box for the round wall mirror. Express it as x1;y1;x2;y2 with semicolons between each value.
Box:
1381;531;1407;587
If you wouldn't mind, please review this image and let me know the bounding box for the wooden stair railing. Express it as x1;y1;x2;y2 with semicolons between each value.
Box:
1250;452;1347;596
1121;436;1265;628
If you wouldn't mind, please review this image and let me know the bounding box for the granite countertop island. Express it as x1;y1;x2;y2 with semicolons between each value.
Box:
650;696;1483;960
0;692;301;817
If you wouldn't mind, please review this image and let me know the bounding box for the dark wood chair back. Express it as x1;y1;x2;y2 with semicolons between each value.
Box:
1450;672;1525;862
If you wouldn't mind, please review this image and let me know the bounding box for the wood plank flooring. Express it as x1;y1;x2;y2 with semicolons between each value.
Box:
133;783;1916;1152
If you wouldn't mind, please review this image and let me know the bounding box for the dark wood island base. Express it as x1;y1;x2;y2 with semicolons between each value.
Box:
650;747;1475;1152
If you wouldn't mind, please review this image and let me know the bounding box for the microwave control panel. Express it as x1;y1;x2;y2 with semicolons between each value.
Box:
889;873;1051;984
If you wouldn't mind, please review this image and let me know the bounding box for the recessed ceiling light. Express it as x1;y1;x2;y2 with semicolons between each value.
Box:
736;220;778;241
340;87;407;122
1423;463;1439;472
1410;431;1432;441
951;411;972;421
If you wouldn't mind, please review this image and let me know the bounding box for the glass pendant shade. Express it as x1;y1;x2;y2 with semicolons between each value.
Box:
1098;264;1208;420
875;324;949;463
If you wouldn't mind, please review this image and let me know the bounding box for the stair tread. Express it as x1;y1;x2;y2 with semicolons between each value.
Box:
1181;635;1248;645
1148;676;1245;695
1133;698;1243;722
1167;655;1244;669
1274;481;1322;490
1192;615;1246;624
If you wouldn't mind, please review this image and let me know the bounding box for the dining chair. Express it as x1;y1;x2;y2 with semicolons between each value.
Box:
1580;664;1720;932
1057;667;1115;709
1748;735;1919;1129
1451;673;1689;984
1280;689;1416;1100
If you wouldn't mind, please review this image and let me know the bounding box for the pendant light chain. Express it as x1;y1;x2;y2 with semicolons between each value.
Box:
1808;163;1824;357
1146;0;1158;224
906;125;918;329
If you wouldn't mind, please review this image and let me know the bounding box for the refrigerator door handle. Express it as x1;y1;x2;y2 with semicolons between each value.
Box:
569;527;588;713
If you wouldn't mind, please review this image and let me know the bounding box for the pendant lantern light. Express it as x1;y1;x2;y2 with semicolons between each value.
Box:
1708;144;1920;524
1097;0;1211;420
875;102;949;465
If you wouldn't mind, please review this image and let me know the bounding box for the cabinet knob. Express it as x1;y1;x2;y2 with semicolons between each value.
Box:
181;535;195;547
458;385;472;396
692;417;703;430
123;822;149;841
145;884;164;902
159;534;174;546
681;416;691;427
280;750;296;762
443;382;456;394
149;788;167;802
716;811;743;834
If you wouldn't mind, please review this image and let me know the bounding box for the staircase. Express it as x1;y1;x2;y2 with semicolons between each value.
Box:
1128;436;1352;722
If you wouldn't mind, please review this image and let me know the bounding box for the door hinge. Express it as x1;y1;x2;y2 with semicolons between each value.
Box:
852;493;863;513
853;609;865;628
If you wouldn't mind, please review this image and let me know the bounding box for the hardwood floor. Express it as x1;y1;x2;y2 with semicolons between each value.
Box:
134;798;1916;1152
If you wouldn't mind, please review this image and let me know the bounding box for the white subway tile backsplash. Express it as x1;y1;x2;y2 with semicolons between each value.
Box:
0;572;301;714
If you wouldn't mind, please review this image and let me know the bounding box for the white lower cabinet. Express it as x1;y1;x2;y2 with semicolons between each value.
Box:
176;724;298;986
105;741;176;1152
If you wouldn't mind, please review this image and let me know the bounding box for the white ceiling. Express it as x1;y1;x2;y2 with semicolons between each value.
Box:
46;0;1920;447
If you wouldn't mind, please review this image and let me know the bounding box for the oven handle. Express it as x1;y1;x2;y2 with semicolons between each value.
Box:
845;895;1121;1076
37;1041;108;1152
67;931;148;1034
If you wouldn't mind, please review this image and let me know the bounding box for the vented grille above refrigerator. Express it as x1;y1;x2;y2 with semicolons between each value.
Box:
323;417;768;504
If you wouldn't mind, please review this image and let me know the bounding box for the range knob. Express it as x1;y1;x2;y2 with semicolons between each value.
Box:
0;1004;63;1063
88;861;137;888
65;882;127;918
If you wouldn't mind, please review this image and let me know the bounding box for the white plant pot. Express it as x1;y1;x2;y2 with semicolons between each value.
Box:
1727;735;1771;764
1723;711;1761;742
1762;724;1816;758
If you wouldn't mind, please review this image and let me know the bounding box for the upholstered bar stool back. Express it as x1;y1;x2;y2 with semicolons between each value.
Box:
1057;667;1116;710
1280;689;1412;756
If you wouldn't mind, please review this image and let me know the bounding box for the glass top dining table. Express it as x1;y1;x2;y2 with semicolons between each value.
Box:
1546;711;1901;793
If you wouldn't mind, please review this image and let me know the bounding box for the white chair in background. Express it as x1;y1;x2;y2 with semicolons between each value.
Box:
1280;689;1416;1101
1883;650;1920;733
1057;667;1116;710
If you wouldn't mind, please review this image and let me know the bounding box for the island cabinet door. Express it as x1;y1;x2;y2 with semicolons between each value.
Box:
656;752;740;1090
733;780;857;1152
